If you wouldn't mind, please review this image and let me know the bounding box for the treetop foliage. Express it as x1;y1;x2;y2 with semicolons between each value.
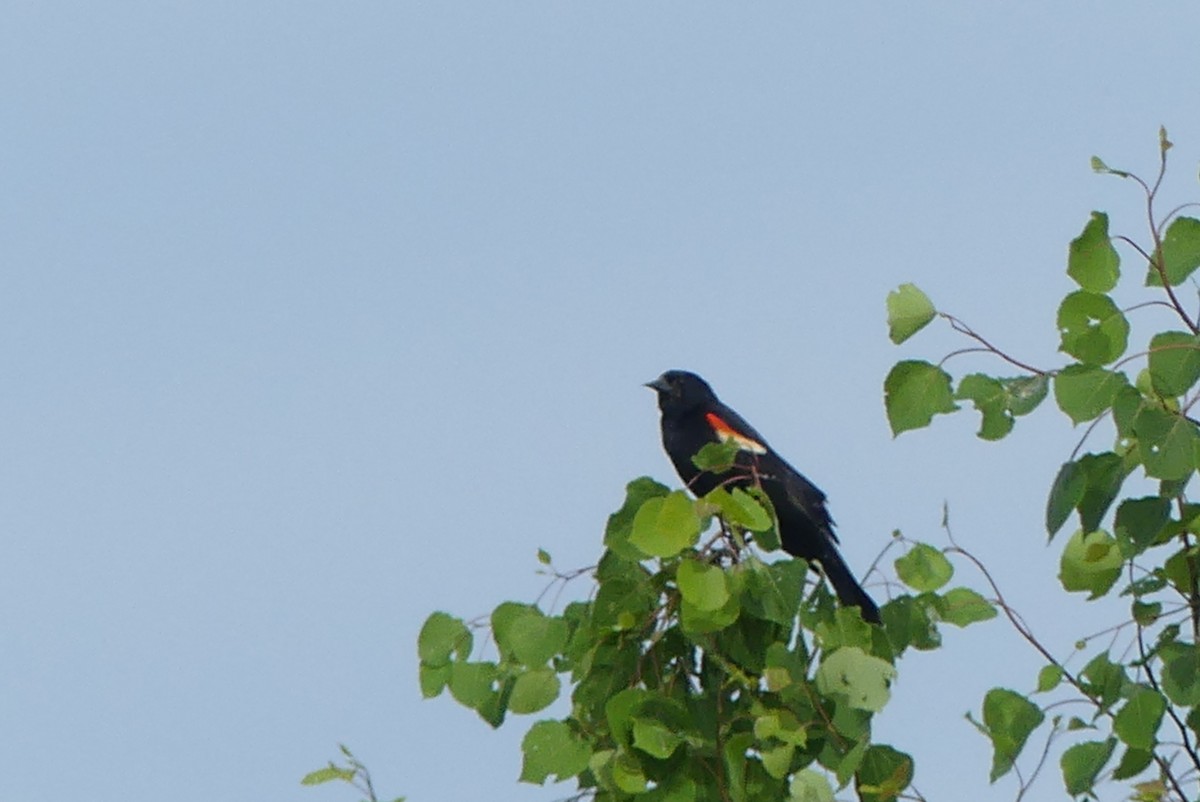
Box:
884;128;1200;801
312;130;1200;802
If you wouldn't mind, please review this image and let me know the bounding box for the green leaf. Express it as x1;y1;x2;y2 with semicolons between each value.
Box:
676;560;731;612
1061;738;1116;796
1044;453;1125;542
1036;665;1063;693
934;587;996;626
754;708;808;745
1067;212;1120;292
1161;643;1200;705
954;373;1013;440
1059;529;1122;599
301;765;357;785
630;490;701;558
1112;746;1154;781
1164;552;1199;603
418;662;450;698
448;661;502;724
446;661;497;707
1148;331;1200;396
879;594;940;652
746;488;781;551
1112;384;1143;437
507;612;569;667
1113;686;1166;750
1091;155;1131;179
1056;291;1129;365
680;588;741;634
1124;573;1167;598
855;745;914;802
1133;405;1200;480
611;750;647;794
509;668;561;715
631;717;683;760
605;477;671;560
418;612;472;665
723;732;756;801
894;543;953;592
604;688;651;747
886;283;936;344
1004;374;1050;416
520;720;591;784
705;487;773;531
1081;651;1128;710
586;750;615;790
884;360;958;436
834;736;869;788
1046;461;1085;536
815;605;875;653
491;602;536;658
742;558;806;625
980;688;1045;782
815;647;896;713
591;564;656;632
1114;496;1170;557
761;743;795;780
1076;452;1126;533
692;439;741;473
789;769;835;802
536;548;552;565
1132;600;1162;626
650;776;698;802
1053;364;1128;424
1147;216;1200;286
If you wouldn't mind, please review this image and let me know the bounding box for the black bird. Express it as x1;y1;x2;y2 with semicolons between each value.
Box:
646;369;880;624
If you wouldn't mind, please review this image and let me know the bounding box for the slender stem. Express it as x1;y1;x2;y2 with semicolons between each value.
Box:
1113;341;1200;373
948;542;1193;801
940;313;1046;375
1068;410;1112;462
1123;299;1179;315
1178;496;1200;641
939;346;1001;367
1138;142;1200;335
1114;234;1155;264
945;544;1087;697
1016;722;1061;802
1159;202;1200;230
1113;232;1198;333
1134;590;1200;781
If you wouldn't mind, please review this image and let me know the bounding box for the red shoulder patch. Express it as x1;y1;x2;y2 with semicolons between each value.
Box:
705;412;767;454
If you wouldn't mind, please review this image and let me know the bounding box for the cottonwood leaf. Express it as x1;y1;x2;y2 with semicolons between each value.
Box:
887;283;936;344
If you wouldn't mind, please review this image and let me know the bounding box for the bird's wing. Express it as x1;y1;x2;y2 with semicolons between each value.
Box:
772;457;838;543
705;401;840;545
703;402;772;455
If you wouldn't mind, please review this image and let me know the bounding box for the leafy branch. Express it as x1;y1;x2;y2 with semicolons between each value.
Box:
887;130;1200;800
411;470;997;802
302;745;403;802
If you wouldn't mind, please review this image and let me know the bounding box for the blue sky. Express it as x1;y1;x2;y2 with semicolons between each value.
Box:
3;4;1199;801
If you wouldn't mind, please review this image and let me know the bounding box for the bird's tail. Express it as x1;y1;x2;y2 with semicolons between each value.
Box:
817;549;881;624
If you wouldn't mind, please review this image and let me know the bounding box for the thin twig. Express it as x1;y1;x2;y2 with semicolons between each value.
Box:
1133;587;1200;780
1016;721;1061;802
940;313;1046;375
945;530;1194;801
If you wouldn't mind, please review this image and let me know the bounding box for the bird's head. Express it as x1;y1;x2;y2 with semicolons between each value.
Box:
644;370;716;414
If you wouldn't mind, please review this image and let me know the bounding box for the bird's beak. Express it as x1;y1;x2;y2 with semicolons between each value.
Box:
644;376;670;393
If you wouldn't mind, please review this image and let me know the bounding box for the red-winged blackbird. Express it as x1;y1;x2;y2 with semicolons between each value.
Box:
647;369;881;624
